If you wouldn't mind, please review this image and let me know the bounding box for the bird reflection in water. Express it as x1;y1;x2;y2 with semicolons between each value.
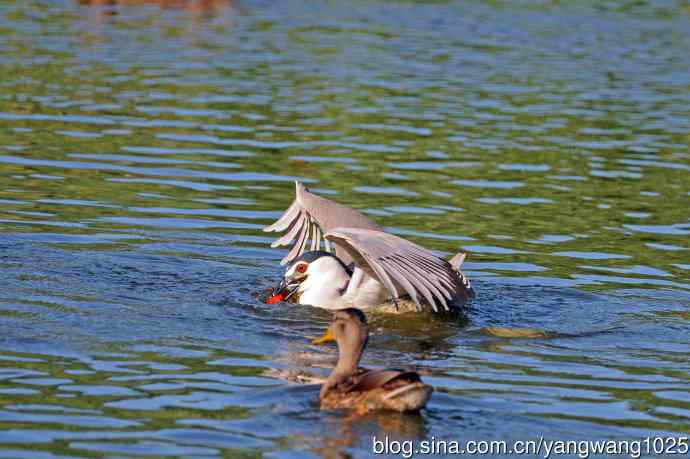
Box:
310;410;429;459
76;0;232;27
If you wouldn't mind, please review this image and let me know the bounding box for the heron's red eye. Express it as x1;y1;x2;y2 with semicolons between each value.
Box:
296;263;307;274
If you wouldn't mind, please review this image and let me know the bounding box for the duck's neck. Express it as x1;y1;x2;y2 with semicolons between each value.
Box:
333;346;362;378
321;338;365;398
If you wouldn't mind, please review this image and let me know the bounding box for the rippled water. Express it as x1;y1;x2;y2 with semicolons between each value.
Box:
1;0;689;457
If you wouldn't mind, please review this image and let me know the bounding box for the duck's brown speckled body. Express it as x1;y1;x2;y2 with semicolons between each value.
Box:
313;309;433;414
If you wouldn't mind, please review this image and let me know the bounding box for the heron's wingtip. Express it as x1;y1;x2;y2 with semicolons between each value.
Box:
449;252;466;270
295;181;310;203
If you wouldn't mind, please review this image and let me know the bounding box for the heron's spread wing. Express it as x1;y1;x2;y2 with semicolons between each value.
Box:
325;228;469;312
263;182;381;265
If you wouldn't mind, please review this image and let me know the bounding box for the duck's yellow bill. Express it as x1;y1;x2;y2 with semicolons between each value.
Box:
312;328;334;345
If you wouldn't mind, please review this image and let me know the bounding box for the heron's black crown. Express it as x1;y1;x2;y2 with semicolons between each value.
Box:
288;250;351;273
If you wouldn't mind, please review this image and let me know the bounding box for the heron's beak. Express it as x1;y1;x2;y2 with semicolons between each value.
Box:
312;328;334;345
265;277;300;304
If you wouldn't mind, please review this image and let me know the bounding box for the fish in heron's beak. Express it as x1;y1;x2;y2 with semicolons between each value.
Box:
265;277;301;304
265;260;310;304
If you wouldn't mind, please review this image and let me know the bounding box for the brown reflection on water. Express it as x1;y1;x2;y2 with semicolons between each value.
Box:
311;410;428;459
77;0;232;26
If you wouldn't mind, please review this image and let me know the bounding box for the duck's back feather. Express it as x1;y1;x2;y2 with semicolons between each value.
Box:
320;369;432;414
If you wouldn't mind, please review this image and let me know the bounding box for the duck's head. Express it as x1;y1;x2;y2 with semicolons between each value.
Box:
312;308;369;353
265;251;351;305
311;308;369;398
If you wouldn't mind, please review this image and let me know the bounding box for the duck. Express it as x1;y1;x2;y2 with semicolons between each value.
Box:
263;182;474;312
311;308;432;414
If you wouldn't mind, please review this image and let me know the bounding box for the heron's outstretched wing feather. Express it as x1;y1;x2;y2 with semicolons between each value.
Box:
264;182;381;265
325;228;469;312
